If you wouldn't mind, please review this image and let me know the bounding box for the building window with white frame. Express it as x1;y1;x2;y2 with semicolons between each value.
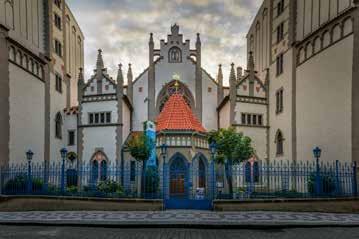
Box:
88;112;112;125
241;113;264;126
54;13;62;30
55;73;62;93
68;130;75;146
276;88;284;114
276;130;284;156
276;53;284;76
55;112;63;139
54;39;62;57
277;0;284;16
276;22;284;43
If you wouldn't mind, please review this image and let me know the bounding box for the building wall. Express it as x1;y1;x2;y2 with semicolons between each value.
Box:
296;0;354;41
63;113;77;154
81;101;118;163
201;71;218;130
268;49;293;160
246;0;271;80
234;102;267;160
132;70;148;131
64;3;84;106
0;0;46;54
296;35;353;162
9;63;45;164
218;101;230;129
122;101;131;141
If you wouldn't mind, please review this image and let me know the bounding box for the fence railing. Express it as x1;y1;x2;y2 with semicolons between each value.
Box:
0;159;357;200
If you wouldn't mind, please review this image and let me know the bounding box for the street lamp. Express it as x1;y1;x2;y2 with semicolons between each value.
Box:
26;150;34;162
160;143;168;156
209;141;217;156
26;150;34;193
60;147;68;193
313;146;322;195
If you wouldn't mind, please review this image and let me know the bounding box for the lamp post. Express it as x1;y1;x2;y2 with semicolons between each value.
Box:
60;147;68;193
160;143;168;199
26;150;34;193
209;141;217;199
313;146;322;196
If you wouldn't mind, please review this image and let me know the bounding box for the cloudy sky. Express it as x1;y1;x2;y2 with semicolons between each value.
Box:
67;0;262;85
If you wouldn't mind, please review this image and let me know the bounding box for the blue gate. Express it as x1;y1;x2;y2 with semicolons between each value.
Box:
163;153;213;210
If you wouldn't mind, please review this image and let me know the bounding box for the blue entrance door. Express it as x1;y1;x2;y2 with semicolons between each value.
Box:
164;154;212;210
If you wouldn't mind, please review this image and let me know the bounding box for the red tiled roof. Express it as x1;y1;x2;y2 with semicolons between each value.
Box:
156;93;206;133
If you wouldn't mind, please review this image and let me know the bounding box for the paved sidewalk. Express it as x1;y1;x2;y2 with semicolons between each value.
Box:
0;211;359;227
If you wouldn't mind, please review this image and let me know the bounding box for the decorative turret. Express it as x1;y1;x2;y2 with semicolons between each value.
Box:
116;63;124;164
247;51;255;72
96;49;104;73
117;63;124;89
229;63;237;125
217;64;224;104
127;63;133;103
237;67;243;81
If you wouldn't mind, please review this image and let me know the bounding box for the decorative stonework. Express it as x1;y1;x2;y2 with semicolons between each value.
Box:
297;10;354;66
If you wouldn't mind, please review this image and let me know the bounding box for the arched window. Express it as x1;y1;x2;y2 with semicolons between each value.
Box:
156;80;195;113
168;47;182;63
198;157;206;188
91;151;108;182
275;130;284;156
55;112;62;139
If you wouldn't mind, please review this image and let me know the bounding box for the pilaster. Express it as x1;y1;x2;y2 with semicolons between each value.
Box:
148;33;156;121
116;64;124;167
77;68;84;164
217;64;224;105
352;1;359;163
0;24;10;167
195;33;203;121
229;63;237;125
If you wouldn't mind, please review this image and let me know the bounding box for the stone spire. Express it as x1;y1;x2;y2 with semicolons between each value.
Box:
247;51;255;71
217;64;224;104
237;67;243;81
229;63;237;125
117;63;124;86
96;49;104;72
127;63;133;103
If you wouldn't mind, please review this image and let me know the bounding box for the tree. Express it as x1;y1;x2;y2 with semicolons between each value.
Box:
127;133;151;194
208;127;255;196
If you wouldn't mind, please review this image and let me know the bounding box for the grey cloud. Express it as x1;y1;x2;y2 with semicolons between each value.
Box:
67;0;261;84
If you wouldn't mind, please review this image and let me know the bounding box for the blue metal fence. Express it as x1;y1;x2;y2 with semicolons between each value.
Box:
0;159;357;201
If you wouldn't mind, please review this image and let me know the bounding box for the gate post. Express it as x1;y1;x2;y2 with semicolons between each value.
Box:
210;159;215;200
27;160;32;193
353;161;358;197
335;160;340;196
315;157;321;196
0;165;2;195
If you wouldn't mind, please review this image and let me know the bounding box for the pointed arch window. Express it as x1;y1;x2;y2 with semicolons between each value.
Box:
275;130;284;156
55;112;63;139
168;47;182;63
91;151;108;182
198;157;206;188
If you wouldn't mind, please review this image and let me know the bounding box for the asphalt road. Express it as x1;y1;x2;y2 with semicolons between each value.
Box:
0;226;358;239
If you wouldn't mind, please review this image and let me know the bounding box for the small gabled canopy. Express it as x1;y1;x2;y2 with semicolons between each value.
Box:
156;93;206;133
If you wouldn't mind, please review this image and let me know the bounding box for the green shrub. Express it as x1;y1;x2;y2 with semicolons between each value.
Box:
4;175;43;192
66;185;78;193
96;180;124;196
307;172;336;194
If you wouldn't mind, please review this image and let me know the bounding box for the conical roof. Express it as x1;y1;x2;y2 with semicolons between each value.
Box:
156;93;206;133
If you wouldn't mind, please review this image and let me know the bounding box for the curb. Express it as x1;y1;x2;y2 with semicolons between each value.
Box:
0;220;359;229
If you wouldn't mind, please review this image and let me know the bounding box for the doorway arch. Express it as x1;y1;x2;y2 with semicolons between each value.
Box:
168;153;188;199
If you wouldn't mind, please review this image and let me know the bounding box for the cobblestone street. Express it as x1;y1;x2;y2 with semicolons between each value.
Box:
0;210;359;227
